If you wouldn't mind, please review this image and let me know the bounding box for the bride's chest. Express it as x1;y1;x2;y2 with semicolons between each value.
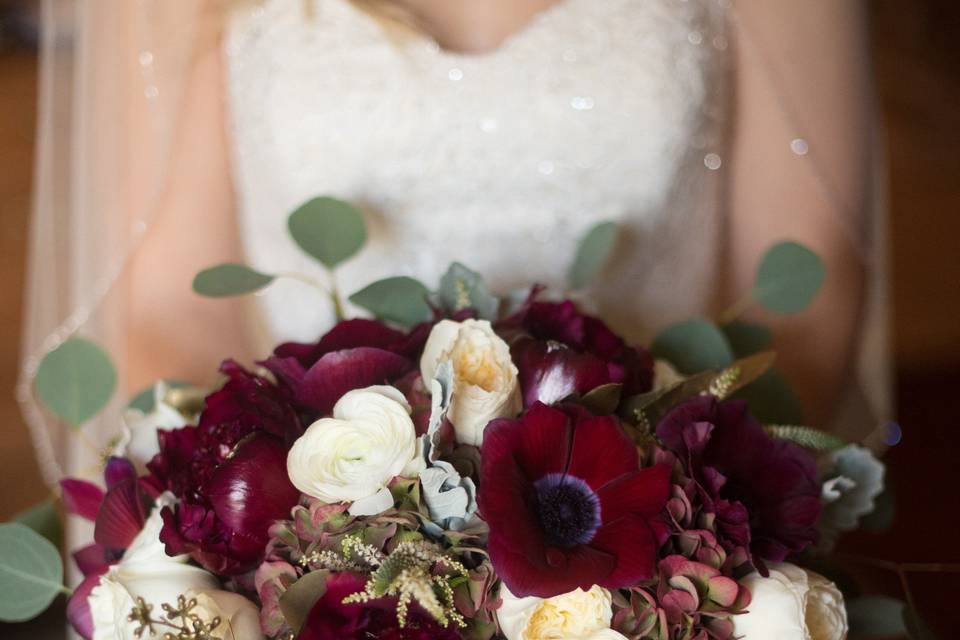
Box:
225;0;727;213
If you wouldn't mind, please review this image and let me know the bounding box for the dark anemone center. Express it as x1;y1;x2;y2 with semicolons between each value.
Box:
534;473;601;548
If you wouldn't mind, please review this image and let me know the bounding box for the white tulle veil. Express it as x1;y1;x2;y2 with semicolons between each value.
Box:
19;0;893;491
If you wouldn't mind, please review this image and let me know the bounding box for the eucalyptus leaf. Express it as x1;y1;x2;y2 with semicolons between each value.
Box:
568;221;619;289
192;263;274;298
35;337;116;428
847;595;906;638
722;319;773;357
0;523;64;622
753;241;826;314
128;379;191;413
12;499;62;549
288;196;367;269
651;318;734;375
733;369;804;425
349;276;432;327
279;570;329;633
581;383;623;415
437;262;498;320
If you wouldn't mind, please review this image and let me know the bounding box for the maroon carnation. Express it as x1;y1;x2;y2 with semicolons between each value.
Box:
298;572;462;640
656;396;822;570
500;299;653;407
479;402;671;598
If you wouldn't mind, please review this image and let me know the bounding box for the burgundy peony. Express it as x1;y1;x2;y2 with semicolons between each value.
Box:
479;402;671;598
149;361;302;574
656;396;822;570
262;319;428;416
500;299;654;407
298;572;462;640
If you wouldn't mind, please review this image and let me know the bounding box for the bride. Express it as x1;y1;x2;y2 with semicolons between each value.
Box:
20;0;888;488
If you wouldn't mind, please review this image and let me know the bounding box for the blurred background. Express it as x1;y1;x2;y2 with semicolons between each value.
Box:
1;0;958;637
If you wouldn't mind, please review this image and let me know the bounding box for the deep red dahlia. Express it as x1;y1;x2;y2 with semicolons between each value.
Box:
656;396;822;569
298;572;462;640
479;402;671;598
499;299;654;407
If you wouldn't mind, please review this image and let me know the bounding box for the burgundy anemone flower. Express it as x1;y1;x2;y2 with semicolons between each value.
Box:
149;361;301;574
261;319;427;417
298;572;462;640
499;299;653;407
656;396;822;569
479;402;671;598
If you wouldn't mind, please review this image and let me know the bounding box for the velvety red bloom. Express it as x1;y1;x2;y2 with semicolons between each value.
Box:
500;299;654;407
262;319;428;416
656;396;822;570
149;361;302;574
298;572;462;640
479;402;671;598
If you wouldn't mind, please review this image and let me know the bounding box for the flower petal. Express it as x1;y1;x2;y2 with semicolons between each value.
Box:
60;478;104;521
104;457;137;490
72;544;109;577
93;479;149;550
297;347;412;414
596;463;672;522
66;572;105;640
565;415;639;490
591;515;660;587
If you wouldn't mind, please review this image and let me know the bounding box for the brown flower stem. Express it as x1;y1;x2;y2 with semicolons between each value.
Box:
717;291;755;325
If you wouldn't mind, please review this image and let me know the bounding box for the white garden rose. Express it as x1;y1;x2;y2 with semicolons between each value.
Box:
733;563;848;640
118;382;190;472
497;584;627;640
420;319;521;446
88;495;263;640
286;386;419;516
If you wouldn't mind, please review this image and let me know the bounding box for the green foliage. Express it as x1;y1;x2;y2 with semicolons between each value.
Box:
568;221;619;289
651;318;734;375
349;276;433;327
733;369;804;425
753;241;826;314
192;263;274;297
279;571;328;633
127;379;192;413
721;319;773;357
12;499;62;549
0;523;64;622
764;425;845;451
288;196;367;269
34;337;116;428
437;262;498;320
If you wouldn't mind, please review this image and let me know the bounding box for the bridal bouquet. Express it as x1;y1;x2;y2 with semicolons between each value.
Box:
5;198;895;639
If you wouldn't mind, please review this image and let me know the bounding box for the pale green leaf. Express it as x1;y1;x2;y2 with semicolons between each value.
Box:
753;241;826;314
128;379;191;413
192;263;274;297
12;499;62;549
722;320;773;357
734;369;804;424
279;570;329;633
349;276;432;327
568;221;619;289
35;338;116;428
288;196;367;269
437;262;498;320
651;318;734;374
0;523;64;622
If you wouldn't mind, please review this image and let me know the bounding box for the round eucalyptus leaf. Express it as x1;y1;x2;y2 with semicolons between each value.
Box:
847;595;907;637
651;318;734;375
127;379;192;413
12;499;62;549
192;263;274;298
0;523;64;622
753;241;826;314
438;262;498;320
733;369;805;425
288;196;367;269
722;320;773;357
35;337;116;428
349;277;432;327
568;221;619;289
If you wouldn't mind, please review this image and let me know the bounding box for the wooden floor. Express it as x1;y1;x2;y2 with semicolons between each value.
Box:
1;1;958;637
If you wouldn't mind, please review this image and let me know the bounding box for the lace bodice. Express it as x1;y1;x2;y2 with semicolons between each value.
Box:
225;0;729;344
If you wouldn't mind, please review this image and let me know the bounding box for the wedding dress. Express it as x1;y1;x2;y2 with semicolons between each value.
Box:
21;0;891;494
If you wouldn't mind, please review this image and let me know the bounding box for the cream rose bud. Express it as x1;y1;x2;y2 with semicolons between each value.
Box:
119;382;190;472
420;319;521;446
497;584;627;640
287;386;418;516
733;563;848;640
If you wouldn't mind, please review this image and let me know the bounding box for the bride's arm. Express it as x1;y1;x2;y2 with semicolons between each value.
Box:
727;0;874;423
126;40;252;390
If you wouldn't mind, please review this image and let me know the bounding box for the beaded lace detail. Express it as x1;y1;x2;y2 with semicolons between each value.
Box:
225;0;729;344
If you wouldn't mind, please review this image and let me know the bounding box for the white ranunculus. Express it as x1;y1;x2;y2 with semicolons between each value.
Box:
497;584;627;640
88;496;263;640
286;386;418;516
420;319;521;446
733;563;848;640
119;382;190;472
